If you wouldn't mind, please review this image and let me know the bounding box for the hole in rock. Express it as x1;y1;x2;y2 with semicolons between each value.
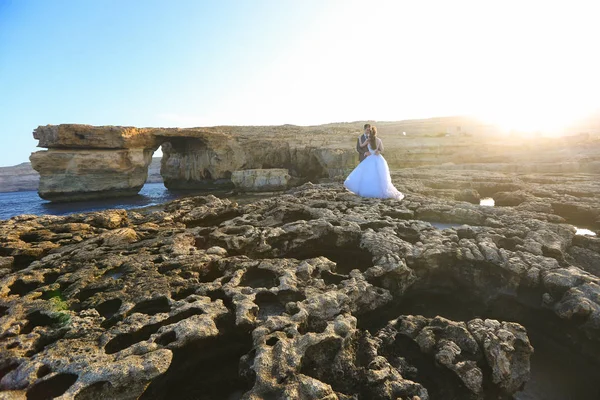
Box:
298;315;328;334
194;236;210;250
26;373;78;400
41;288;66;301
0;305;8;318
156;331;177;346
36;365;51;378
76;286;107;302
299;338;349;394
379;326;476;400
9;279;40;296
394;226;421;244
21;311;64;334
359;286;600;400
171;287;197;301
240;268;278;289
205;288;233;309
255;292;285;321
139;329;253;400
276;289;305;304
266;336;279;346
95;299;122;320
20;231;48;243
13;254;39;270
43;272;60;284
551;203;599;227
100;315;123;330
0;362;18;381
158;261;183;274
280;240;374;275
321;270;348;285
280;209;315;224
129;296;170;316
183;210;241;228
104;308;204;354
199;261;223;283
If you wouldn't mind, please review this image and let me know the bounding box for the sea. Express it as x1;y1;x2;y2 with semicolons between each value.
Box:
0;182;263;221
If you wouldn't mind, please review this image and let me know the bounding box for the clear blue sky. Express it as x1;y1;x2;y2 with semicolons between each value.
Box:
1;0;599;167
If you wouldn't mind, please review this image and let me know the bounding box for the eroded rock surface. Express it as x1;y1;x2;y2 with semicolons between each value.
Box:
1;179;599;399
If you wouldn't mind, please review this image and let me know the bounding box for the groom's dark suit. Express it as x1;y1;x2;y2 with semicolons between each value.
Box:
356;133;368;163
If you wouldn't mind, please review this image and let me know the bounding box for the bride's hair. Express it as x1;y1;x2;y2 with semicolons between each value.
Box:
369;126;378;149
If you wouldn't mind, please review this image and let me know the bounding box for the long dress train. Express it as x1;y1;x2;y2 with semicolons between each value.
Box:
344;144;404;200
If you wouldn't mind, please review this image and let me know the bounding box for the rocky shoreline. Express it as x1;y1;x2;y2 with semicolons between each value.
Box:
1;166;599;399
28;120;600;201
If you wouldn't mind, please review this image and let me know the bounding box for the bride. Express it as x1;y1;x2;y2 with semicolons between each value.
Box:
344;126;404;200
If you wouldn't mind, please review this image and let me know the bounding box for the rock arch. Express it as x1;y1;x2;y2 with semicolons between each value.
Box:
30;124;358;201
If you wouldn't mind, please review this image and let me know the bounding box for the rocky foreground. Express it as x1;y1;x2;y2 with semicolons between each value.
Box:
1;167;600;399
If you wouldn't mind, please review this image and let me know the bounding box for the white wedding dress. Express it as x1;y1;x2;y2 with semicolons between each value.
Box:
344;142;404;200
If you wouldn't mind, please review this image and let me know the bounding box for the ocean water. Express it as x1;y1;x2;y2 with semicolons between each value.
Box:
0;183;231;221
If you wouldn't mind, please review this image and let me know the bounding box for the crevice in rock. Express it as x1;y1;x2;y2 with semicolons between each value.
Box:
199;261;223;283
76;286;108;302
299;338;350;395
298;315;328;334
380;329;475;400
12;254;39;271
205;288;233;309
282;243;374;275
26;373;78;400
9;279;41;296
321;270;348;285
43;272;60;285
129;296;170;316
240;268;278;289
21;310;66;335
104;307;205;354
158;261;184;274
0;305;8;318
0;361;18;381
276;289;305;304
280;209;315;225
95;298;122;320
255;292;285;321
139;328;253;400
358;285;600;400
36;365;51;378
182;210;242;228
156;331;177;346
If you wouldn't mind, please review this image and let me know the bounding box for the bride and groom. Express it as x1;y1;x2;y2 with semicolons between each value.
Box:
344;124;404;200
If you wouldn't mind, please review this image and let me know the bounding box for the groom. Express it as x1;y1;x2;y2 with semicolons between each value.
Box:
356;123;371;163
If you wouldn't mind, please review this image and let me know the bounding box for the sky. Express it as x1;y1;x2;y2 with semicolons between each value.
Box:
1;0;599;167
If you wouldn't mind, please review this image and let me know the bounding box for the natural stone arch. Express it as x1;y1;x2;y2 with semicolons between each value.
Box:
29;124;363;201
